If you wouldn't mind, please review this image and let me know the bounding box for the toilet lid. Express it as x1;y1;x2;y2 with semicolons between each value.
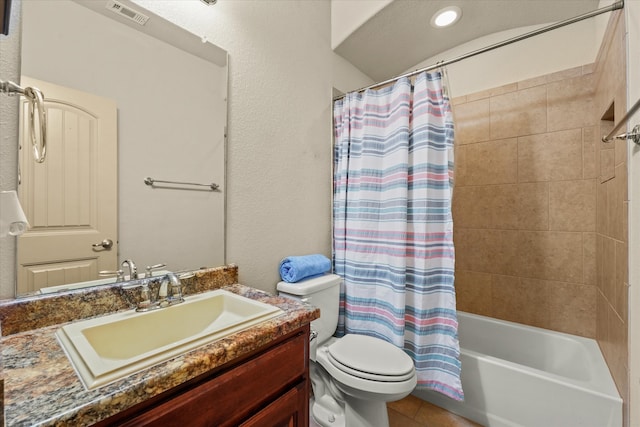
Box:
327;334;415;380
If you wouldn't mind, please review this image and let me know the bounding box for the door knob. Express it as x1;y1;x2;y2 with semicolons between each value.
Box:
92;239;113;250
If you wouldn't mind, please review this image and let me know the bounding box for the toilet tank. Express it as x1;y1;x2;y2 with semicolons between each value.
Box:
277;274;341;347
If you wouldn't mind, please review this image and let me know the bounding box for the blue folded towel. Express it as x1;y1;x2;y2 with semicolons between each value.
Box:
279;254;331;283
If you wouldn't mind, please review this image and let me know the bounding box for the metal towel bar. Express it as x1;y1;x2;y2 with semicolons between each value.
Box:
0;79;48;162
144;177;219;191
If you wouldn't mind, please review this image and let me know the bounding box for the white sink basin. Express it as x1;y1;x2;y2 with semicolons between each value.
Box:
56;289;283;389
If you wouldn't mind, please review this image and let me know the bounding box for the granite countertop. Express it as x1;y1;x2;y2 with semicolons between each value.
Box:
1;283;319;426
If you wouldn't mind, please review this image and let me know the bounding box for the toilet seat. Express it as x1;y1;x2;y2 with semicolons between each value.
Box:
326;334;415;382
316;346;417;398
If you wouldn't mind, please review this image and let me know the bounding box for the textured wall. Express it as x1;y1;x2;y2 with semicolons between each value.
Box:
0;0;372;298
133;0;336;293
200;1;335;292
0;0;21;299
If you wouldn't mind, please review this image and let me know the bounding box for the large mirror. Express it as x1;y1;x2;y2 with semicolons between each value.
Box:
14;0;227;296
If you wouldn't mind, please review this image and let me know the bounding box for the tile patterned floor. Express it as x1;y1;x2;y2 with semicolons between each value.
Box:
387;395;483;427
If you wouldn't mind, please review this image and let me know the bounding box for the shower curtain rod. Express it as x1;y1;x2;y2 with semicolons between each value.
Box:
333;0;624;101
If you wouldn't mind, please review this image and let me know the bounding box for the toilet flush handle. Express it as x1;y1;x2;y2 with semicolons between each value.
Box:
310;329;318;342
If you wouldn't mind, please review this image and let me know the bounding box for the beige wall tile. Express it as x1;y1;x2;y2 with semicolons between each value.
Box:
607;308;628;403
452;186;492;229
583;127;597;179
547;281;596;337
547;65;584;84
489;83;518;97
490;85;547;139
602;236;616;304
600;148;615;183
448;27;627;401
492;275;548;328
453;185;518;230
454;144;467;186
454;229;519;276
490;185;519;229
582;63;596;75
547;74;595;132
453;270;492;316
518;129;583;182
518;74;547;90
610;163;627;242
618;161;628;202
453;98;490;145
615;240;628;320
592;14;627;410
465;88;492;103
596;233;604;292
597;179;608;235
623;201;628;246
465;83;517;103
549;179;596;232
518;182;549;231
518;231;583;283
614;138;626;166
607;176;623;241
462;139;518;185
596;290;609;350
451;95;467;106
584;232;596;286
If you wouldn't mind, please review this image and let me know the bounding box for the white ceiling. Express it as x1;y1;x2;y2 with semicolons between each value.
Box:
334;0;602;82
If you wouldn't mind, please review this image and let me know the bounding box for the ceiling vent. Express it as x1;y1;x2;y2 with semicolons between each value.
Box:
105;0;149;26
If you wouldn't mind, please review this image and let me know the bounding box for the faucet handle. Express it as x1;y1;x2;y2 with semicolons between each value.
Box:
121;280;153;310
178;271;195;280
99;269;125;282
145;263;166;278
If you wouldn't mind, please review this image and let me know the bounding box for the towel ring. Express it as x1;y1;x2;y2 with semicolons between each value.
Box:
24;86;47;163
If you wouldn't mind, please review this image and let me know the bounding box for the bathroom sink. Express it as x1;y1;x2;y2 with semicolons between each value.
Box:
56;289;283;389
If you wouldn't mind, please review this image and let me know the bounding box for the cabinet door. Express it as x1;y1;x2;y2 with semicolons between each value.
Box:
240;383;308;427
109;331;308;427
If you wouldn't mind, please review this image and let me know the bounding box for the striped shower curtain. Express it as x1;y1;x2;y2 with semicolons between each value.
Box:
332;70;463;401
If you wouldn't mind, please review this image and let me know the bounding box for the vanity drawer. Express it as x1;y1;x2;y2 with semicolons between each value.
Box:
113;328;308;427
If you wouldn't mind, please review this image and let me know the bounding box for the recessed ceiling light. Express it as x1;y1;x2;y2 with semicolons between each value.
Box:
431;6;462;28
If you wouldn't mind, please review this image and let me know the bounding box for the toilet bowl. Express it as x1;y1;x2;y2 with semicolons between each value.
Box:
277;274;417;427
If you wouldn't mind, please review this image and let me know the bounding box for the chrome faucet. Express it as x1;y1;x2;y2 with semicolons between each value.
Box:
157;272;184;307
121;259;138;280
122;271;186;312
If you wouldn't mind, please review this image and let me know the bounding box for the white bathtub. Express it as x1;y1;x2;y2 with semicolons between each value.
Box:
413;312;622;427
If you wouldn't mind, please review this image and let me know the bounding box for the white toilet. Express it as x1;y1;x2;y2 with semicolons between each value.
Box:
277;274;417;427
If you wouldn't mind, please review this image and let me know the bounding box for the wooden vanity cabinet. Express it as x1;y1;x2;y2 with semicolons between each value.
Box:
96;325;310;427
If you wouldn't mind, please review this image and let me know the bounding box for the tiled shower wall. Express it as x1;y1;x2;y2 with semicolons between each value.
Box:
593;11;629;416
451;64;598;337
451;10;628;416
